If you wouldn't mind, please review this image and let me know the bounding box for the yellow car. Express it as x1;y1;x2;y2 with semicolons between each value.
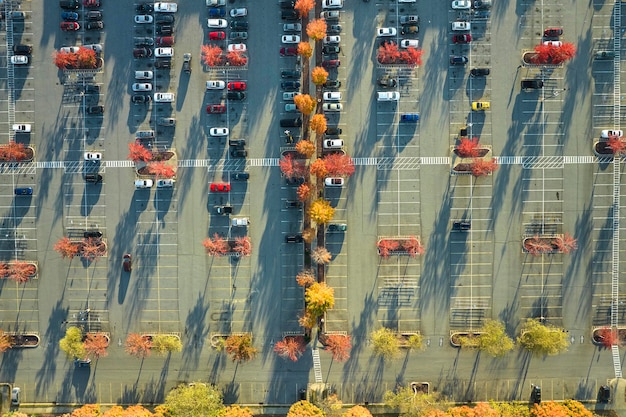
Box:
472;101;490;111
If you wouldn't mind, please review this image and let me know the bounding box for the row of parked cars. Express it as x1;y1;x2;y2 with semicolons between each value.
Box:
60;0;103;31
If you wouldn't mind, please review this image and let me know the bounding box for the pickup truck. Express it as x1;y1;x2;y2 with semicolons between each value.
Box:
215;205;233;215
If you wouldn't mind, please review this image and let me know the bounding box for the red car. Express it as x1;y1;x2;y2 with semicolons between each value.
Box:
280;47;297;56
61;21;80;31
210;183;231;192
452;34;472;44
123;254;132;272
156;36;174;46
209;31;226;40
228;81;247;91
544;27;563;37
207;104;226;114
83;0;100;6
322;59;340;68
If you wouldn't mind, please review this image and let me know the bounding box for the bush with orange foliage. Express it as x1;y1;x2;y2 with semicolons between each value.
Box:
377;239;400;258
311;246;332;264
524;235;554;256
54;237;80;259
80;237;106;261
71;404;101;417
0;330;11;353
294;94;316;114
224;333;257;362
471;157;498;177
76;47;97;69
233;236;252;256
280;153;308;179
324;334;351;362
400;47;423;67
0;141;29;162
553;233;577;254
596;327;619;348
128;142;153;162
310;158;328;178
227;51;247;66
324;153;355;177
123;405;153;417
533;42;576;65
201;44;223;66
298;42;313;58
203;233;230;256
306;18;327;40
147;161;176;178
84;333;109;359
455;137;481;158
531;401;576;417
125;333;152;358
54;50;79;69
309;114;327;134
297;183;312;201
377;43;401;64
295;140;316;158
0;261;36;284
311;66;329;85
403;236;425;257
223;405;254;417
607;135;626;155
296;269;316;287
274;335;307;361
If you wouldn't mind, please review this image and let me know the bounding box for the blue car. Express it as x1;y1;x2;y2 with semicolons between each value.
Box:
400;113;420;122
14;187;33;195
208;7;225;17
61;11;79;21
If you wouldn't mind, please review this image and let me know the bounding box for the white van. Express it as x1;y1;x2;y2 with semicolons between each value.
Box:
154;92;175;103
377;91;400;101
12;124;31;132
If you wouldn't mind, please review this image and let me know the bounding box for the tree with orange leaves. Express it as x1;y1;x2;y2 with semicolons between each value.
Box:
342;405;372;417
297;183;312;201
299;310;317;329
324;153;355;177
296;269;316;287
224;333;257;363
553;232;577;254
402;236;425;257
530;402;570;417
84;333;109;359
298;41;313;59
311;246;331;264
125;333;152;358
0;141;29;162
123;405;154;417
377;43;401;64
311;66;329;85
295;140;315;158
295;0;314;17
455;137;481;158
223;405;253;417
309;114;327;134
310;159;328;178
71;404;102;417
377;239;399;258
533;42;576;65
0;261;36;283
53;50;78;69
595;327;619;348
309;198;335;224
274;336;307;361
324;334;351;362
471;157;498;177
233;236;252;256
54;237;80;259
306;18;327;40
400;47;423;67
0;330;11;353
76;47;97;69
294;94;316;114
80;237;106;261
280;153;307;179
147;161;176;178
203;233;230;256
201;45;223;66
607;135;626;154
227;51;247;66
524;235;554;256
128;143;153;162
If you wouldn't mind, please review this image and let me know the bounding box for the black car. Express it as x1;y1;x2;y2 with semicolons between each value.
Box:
328;224;347;232
281;81;301;90
325;127;342;135
84;85;100;94
132;94;151;104
280;118;302;127
285;200;302;208
231;149;248;158
327;24;342;34
156;15;175;24
470;68;490;76
322;45;341;55
286;176;305;185
378;77;397;88
84;230;103;238
87;11;102;20
281;10;298;20
281;70;301;79
136;3;154;13
472;0;491;9
134;37;154;47
521;79;544;90
233;172;249;181
401;25;419;35
280;0;296;8
450;55;468;65
86;105;104;114
13;44;32;55
599;386;610;403
323;79;342;89
85;21;103;30
229;139;246;148
452;221;471;231
133;48;153;58
85;173;103;184
531;386;541;404
285;234;303;243
230;20;248;30
60;0;80;9
154;59;171;69
227;91;246;100
473;10;490;19
157;25;173;35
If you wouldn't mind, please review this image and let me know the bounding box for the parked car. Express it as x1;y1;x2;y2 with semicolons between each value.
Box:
322;59;340;68
209;31;226;40
86;21;103;30
282;35;300;43
134;48;153;58
285;103;297;112
229;139;246;147
595;50;615;60
233;172;249;180
123;254;132;272
472;0;491;9
521;79;544;90
87;10;102;20
13;44;32;55
227;43;246;52
451;0;471;9
230;20;248;30
84;0;101;7
281;10;298;19
401;25;419;35
601;130;623;138
135;15;153;23
280;0;296;8
157;25;174;35
136;3;154;12
543;40;562;47
322;45;340;54
281;70;301;78
86;105;104;114
135;37;154;47
323;91;342;101
207;18;228;28
210;183;231;192
83;44;103;53
14;187;32;196
60;0;80;9
208;7;225;17
137;130;155;138
157;117;176;126
450;55;468;65
155;59;171;68
280;47;298;56
401;39;420;48
280;118;302;127
135;70;153;80
471;101;490;111
283;92;298;100
281;81;301;90
156;14;175;24
453;221;471;231
377;27;397;37
323;103;343;112
155;47;174;57
230;31;248;40
85;173;103;184
378;77;397;88
206;80;226;90
284;23;301;31
134;179;153;188
12;124;31;132
451;21;470;30
157;179;175;188
320;11;340;19
154;93;175;102
11;388;20;405
327;24;342;33
470;67;490;76
60;21;80;31
452;34;471;44
228;81;247;91
324;177;344;187
328;224;347;232
154;2;178;12
215;205;233;215
325;127;342;135
61;11;79;21
473;10;490;18
323;79;341;89
323;36;341;44
207;104;226;113
377;91;400;101
227;91;246;100
323;139;344;149
400;15;419;25
183;53;192;73
132;83;152;92
10;56;28;65
84;152;102;162
322;0;343;9
285;234;304;243
400;113;420;122
132;94;151;104
230;8;247;17
210;127;229;136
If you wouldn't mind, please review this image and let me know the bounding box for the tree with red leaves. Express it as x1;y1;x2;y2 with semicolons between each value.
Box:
0;261;36;284
201;45;223;67
553;233;578;254
279;154;307;179
402;236;425;257
76;47;97;69
54;237;80;259
81;237;106;261
399;47;423;67
607;136;626;155
128;142;153;162
524;235;554;256
297;183;312;201
456;137;481;158
125;333;152;358
596;327;619;348
147;161;176;178
53;51;78;69
274;336;307;361
324;334;351;362
533;42;576;65
233;236;252;256
84;333;109;359
0;142;29;162
203;233;229;256
377;43;401;64
309;159;328;178
377;239;400;258
323;153;355;177
306;18;326;40
227;51;247;66
471;158;498;177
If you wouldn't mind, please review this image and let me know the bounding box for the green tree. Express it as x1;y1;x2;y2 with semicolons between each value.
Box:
163;383;224;417
152;335;182;355
476;319;514;357
370;328;400;359
305;282;335;317
287;400;324;417
59;326;86;360
517;318;568;356
383;386;443;417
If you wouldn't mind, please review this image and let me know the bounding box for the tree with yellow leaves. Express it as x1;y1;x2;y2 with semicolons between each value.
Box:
298;42;313;59
342;405;372;417
224;333;257;363
102;406;125;417
309;114;328;135
311;66;329;85
295;0;314;17
294;94;316;114
60;326;86;360
306;19;327;40
223;405;254;417
295;140;316;158
71;404;101;417
518;318;568;356
287;400;324;417
305;282;335;316
370;327;399;359
309;198;335;224
152;335;182;355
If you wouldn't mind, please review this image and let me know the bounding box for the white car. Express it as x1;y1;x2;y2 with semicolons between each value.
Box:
323;103;343;112
84;152;102;162
230;8;247;17
283;92;298;100
206;0;226;5
325;177;344;187
377;91;400;101
208;18;228;28
323;91;341;101
156;179;175;188
154;2;178;12
10;56;28;65
284;23;302;31
323;139;344;149
210;127;229;136
377;27;397;37
451;21;471;31
227;43;247;52
601;129;624;138
12;124;31;132
132;83;152;92
154;92;175;102
320;11;340;19
323;35;341;44
543;40;563;47
451;0;471;9
206;80;226;90
282;35;301;44
60;46;80;53
155;47;174;57
135;15;153;23
135;70;153;80
401;39;419;48
285;104;297;112
83;44;103;53
231;217;250;227
322;0;343;9
135;179;153;188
